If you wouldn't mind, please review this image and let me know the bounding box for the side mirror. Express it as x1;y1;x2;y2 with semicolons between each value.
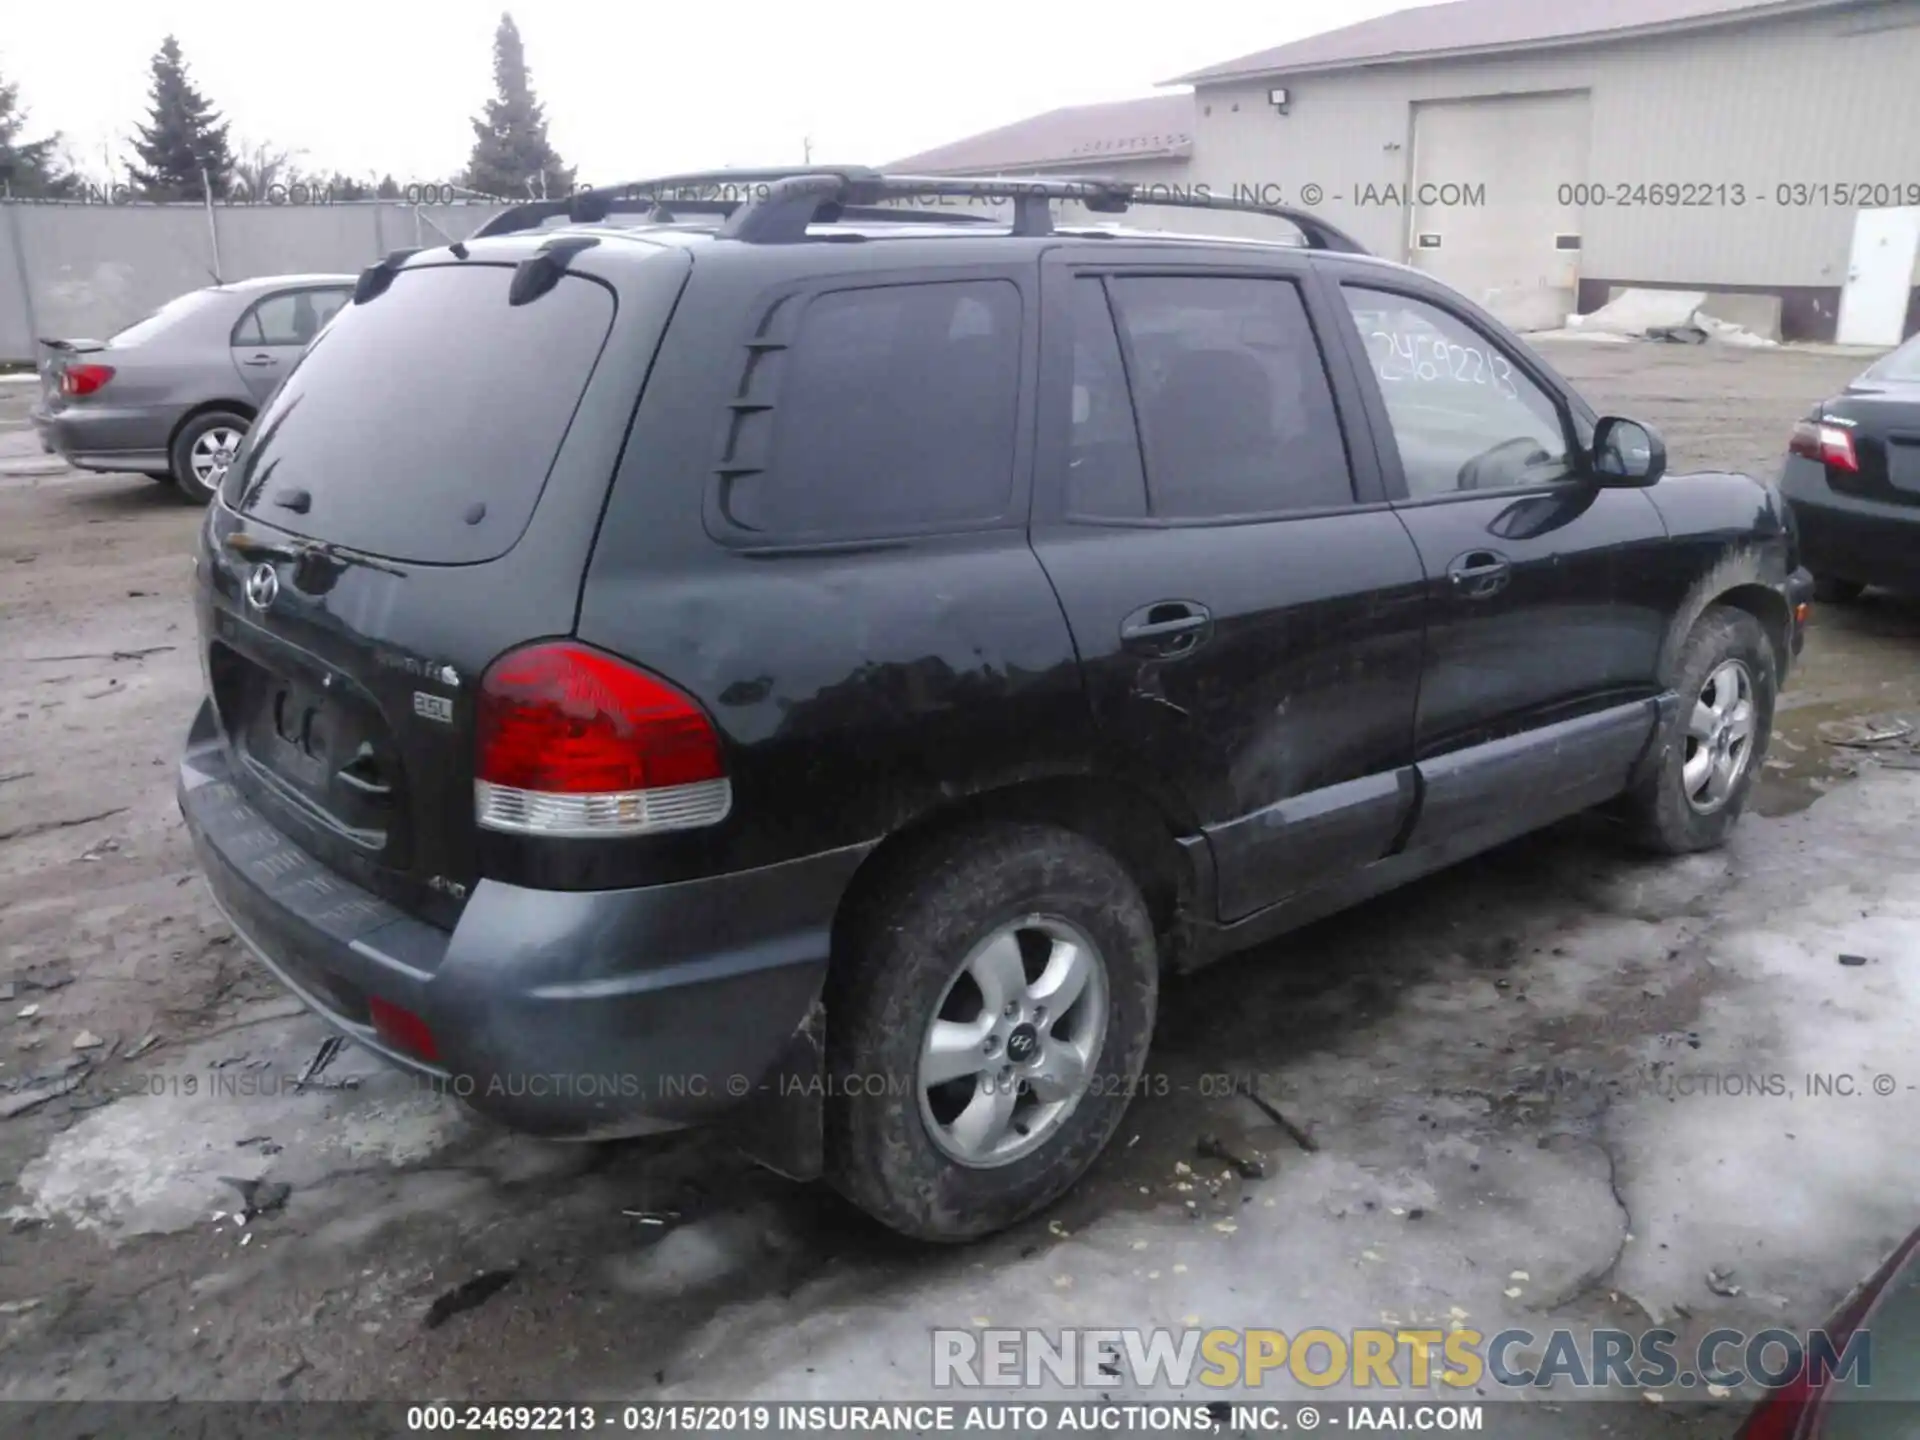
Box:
1590;416;1666;487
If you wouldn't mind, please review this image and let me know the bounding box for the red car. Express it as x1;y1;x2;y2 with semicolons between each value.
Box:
1737;1226;1920;1437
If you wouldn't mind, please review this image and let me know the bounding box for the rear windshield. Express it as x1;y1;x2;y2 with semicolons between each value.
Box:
223;263;615;565
1863;333;1920;382
109;289;221;345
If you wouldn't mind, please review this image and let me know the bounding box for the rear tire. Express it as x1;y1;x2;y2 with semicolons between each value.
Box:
1813;575;1865;605
169;411;250;505
1624;605;1776;855
824;823;1159;1242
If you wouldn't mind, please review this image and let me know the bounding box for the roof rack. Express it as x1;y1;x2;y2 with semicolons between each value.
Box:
468;167;1369;253
507;193;1000;232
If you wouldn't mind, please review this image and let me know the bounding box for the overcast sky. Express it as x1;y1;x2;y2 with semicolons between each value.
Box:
4;0;1418;187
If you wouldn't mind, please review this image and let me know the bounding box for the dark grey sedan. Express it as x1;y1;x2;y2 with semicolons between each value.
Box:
31;273;355;503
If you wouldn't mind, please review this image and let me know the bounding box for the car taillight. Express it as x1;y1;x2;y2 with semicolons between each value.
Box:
473;641;730;837
1788;420;1858;472
59;363;115;397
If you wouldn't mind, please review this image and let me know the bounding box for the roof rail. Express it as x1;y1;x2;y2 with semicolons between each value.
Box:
469;167;1370;253
485;193;1001;232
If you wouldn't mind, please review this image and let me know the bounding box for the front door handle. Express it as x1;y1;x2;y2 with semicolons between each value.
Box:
1120;600;1212;657
1447;550;1512;600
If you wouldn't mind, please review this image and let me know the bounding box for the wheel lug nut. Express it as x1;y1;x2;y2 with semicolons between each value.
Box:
1003;1003;1019;1019
983;1036;999;1056
1032;1005;1047;1024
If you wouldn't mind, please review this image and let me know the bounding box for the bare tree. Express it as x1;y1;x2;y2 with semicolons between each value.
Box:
231;136;305;201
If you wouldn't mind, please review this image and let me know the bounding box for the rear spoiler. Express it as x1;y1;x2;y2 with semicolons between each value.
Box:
38;337;106;355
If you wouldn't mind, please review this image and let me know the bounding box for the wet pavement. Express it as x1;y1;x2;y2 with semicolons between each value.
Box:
1;345;1917;1429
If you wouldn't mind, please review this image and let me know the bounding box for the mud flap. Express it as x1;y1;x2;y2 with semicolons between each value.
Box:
1625;691;1682;793
722;997;827;1181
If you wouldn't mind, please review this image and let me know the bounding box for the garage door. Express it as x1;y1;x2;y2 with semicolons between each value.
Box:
1409;91;1591;332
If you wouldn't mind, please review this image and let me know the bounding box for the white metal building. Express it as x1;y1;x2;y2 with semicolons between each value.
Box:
892;0;1920;343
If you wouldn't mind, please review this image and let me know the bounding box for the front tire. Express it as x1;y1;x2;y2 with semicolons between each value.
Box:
169;411;250;504
1625;605;1777;854
824;824;1159;1242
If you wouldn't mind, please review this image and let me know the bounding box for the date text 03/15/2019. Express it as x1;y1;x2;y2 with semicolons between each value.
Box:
1558;181;1920;207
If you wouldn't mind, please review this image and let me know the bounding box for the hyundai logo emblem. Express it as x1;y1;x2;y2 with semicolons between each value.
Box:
244;563;280;611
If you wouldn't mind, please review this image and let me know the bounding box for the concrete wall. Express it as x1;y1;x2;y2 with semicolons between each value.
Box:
0;201;508;362
1182;0;1920;328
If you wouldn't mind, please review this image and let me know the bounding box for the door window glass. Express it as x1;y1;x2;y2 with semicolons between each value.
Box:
1342;286;1572;497
1106;275;1355;518
236;289;350;348
1065;278;1148;518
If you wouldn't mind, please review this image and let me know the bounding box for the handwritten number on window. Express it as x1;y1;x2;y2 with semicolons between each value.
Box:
1367;325;1517;398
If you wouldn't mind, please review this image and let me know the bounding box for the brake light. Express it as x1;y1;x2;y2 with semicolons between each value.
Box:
368;995;440;1063
1789;420;1858;472
473;641;730;837
59;363;115;397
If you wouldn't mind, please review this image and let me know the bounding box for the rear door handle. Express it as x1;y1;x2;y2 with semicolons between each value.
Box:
1447;550;1512;600
243;354;277;368
1120;600;1212;657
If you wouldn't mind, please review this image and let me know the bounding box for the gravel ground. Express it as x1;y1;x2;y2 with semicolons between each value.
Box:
0;343;1917;1429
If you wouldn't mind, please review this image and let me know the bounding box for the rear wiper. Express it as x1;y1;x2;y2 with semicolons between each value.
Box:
222;531;409;578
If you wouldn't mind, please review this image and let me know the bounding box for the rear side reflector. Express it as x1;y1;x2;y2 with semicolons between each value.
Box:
473;641;731;837
1789;419;1858;472
60;363;115;397
368;995;440;1062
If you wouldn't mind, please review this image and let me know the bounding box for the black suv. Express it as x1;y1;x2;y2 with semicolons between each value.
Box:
180;168;1813;1242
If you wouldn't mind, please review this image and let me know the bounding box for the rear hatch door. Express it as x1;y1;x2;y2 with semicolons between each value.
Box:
198;242;692;926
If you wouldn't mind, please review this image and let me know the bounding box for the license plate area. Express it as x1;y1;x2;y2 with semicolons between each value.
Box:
213;639;408;860
1887;436;1920;497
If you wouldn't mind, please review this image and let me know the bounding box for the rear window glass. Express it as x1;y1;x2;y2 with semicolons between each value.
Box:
1864;333;1920;382
109;289;220;346
223;264;614;565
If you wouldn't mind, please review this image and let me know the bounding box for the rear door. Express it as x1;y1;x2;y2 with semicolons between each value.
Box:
228;285;353;400
1029;247;1428;923
199;247;692;925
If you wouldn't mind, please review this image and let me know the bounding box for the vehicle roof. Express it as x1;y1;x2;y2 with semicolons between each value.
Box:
209;272;358;295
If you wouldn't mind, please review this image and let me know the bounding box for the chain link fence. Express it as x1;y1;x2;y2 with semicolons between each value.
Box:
0;198;511;362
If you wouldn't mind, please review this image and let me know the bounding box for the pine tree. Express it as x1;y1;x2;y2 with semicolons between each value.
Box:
126;36;235;201
0;65;77;197
376;173;402;200
462;14;573;200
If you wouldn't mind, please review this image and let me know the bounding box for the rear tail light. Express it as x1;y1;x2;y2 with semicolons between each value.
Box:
473;641;731;837
59;363;115;397
1789;419;1858;472
368;996;440;1063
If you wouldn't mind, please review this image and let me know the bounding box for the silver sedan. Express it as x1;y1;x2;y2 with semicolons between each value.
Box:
31;273;356;503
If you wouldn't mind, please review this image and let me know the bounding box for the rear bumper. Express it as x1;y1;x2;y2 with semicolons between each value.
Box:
1781;466;1920;593
179;700;868;1141
30;403;173;475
